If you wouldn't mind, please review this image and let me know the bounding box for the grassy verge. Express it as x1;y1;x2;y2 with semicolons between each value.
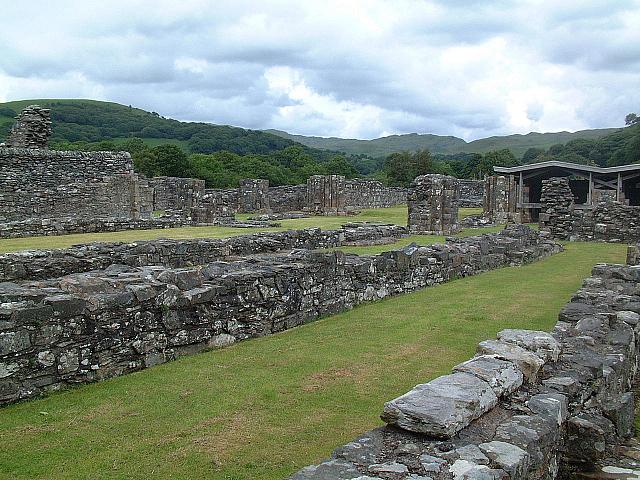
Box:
0;242;626;480
0;206;481;253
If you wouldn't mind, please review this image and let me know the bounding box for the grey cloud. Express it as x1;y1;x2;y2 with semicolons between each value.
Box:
0;1;639;140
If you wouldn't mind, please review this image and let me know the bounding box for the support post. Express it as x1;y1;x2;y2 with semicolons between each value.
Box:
617;172;622;202
588;172;592;206
518;172;523;218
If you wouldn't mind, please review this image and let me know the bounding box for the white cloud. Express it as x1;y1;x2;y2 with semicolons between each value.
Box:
0;0;638;140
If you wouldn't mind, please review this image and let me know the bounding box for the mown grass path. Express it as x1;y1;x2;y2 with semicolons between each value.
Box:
0;241;626;479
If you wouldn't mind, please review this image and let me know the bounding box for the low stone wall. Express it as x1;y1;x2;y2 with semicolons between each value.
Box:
292;262;639;479
0;224;408;282
539;177;640;242
458;179;484;208
0;225;559;405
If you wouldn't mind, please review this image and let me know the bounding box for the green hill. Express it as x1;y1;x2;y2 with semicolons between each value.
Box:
266;127;619;159
0;99;297;156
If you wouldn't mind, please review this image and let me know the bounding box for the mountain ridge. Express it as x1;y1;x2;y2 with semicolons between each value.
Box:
266;127;620;158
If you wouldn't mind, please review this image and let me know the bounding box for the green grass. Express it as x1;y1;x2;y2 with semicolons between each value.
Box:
0;206;484;253
0;242;627;480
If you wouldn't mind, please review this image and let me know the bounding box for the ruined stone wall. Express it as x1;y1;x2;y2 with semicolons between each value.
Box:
292;262;639;479
0;224;407;282
458;179;484;207
237;179;270;213
269;185;307;213
539;177;640;242
0;147;148;224
148;176;205;214
0;225;559;404
4;105;52;149
306;175;347;215
408;174;460;234
484;175;517;223
344;179;407;209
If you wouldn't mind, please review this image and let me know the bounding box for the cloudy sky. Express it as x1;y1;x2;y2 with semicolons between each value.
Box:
1;1;639;141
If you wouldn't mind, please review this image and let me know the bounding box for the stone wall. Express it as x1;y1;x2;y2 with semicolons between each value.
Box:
269;185;307;213
149;176;204;215
4;105;52;149
344;179;407;210
539;177;640;242
238;179;271;213
458;179;484;208
0;224;408;282
408;174;460;234
306;175;347;215
484;175;517;223
0;147;151;224
292;262;640;479
0;225;560;405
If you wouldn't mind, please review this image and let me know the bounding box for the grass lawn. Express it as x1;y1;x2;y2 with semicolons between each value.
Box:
0;241;627;480
0;206;491;253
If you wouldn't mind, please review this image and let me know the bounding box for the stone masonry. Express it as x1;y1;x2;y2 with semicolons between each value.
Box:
539;177;640;242
238;178;271;213
0;147;152;224
484;175;517;224
0;225;559;405
408;174;460;235
0;224;408;282
306;174;348;215
458;179;484;208
4;105;52;149
292;261;640;479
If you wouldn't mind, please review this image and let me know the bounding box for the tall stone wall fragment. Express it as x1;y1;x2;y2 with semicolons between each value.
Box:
306;175;347;215
5;105;52;149
484;175;517;223
407;174;459;234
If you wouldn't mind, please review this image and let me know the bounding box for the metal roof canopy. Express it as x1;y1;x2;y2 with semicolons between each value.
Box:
494;161;640;175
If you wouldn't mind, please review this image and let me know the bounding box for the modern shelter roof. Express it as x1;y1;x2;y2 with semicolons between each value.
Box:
494;161;640;175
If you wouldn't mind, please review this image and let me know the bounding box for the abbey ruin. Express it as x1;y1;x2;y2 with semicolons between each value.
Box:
2;105;640;479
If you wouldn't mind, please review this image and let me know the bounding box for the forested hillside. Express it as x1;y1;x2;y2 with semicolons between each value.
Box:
1;99;635;188
0;99;297;155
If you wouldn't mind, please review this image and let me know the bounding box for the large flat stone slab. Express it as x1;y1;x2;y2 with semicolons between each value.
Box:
381;372;498;438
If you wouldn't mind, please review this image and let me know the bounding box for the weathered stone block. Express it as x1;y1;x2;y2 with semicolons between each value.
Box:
453;355;523;397
497;329;561;362
476;340;544;383
0;330;31;355
381;373;498;438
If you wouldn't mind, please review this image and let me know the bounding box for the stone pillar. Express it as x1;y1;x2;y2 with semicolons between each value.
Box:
306;175;346;215
407;174;460;234
484;175;517;223
539;177;575;240
238;179;271;214
5;105;53;149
